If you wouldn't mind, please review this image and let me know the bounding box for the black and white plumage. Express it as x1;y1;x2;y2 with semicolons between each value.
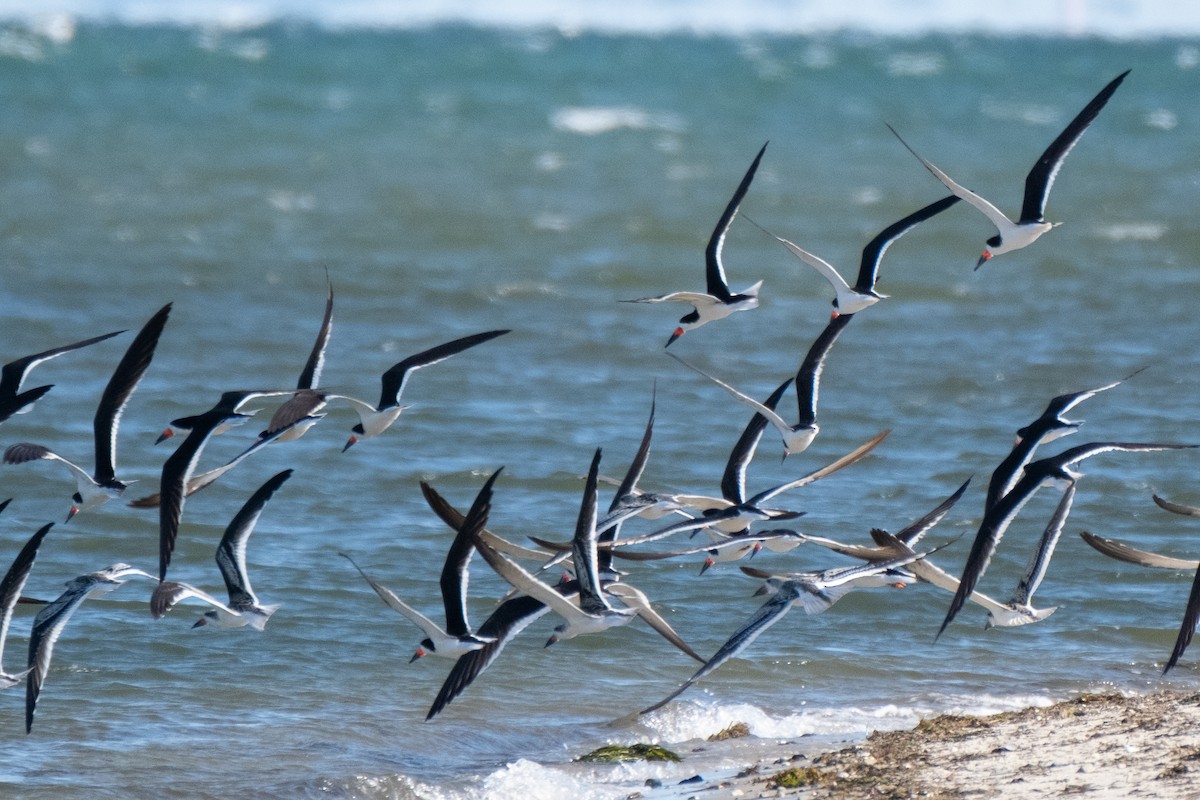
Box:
419;481;699;720
985;374;1137;512
3;303;172;520
985;482;1076;628
624;143;767;347
639;549;929;715
156;390;297;581
150;469;292;630
888;70;1130;269
0;523;53;689
479;449;638;645
799;476;972;563
341;469;502;661
245;282;338;446
668;352;821;458
425;586;561;721
0;329;124;424
585;427;889;556
938;440;1196;639
335;329;511;451
790;313;853;453
25;563;157;733
472;451;698;655
756;194;960;317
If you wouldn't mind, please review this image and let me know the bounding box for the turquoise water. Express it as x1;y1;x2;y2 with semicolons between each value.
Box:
0;16;1197;799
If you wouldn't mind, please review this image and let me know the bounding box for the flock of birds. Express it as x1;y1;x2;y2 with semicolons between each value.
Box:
1;66;1198;734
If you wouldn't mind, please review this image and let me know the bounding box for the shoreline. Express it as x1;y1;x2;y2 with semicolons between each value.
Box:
586;690;1200;799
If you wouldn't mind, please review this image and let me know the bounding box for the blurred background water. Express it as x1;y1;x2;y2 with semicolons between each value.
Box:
0;2;1197;798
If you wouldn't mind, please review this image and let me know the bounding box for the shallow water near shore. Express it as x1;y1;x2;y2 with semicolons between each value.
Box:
0;6;1198;798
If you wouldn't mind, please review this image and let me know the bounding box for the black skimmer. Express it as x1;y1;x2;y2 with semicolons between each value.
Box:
156;285;334;447
984;374;1136;512
0;523;53;689
790;476;971;563
749;194;960;317
985;482;1076;628
1079;530;1199;571
336;329;510;451
247;283;338;446
25;563;157;733
624;143;767;347
1088;496;1200;675
3;303;172;521
340;469;503;661
789;314;853;454
1152;493;1200;518
639;549;931;715
668;352;821;457
1078;528;1200;674
576;427;888;556
0;328;124;424
938;440;1196;639
149;469;292;630
1165;566;1200;675
591;379;795;531
888;70;1130;269
156;389;298;581
417;478;701;720
472;450;638;645
872;526;1053;629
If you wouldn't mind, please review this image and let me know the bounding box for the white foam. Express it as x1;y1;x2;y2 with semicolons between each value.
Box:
0;0;1194;37
435;759;628;800
639;691;1061;744
549;106;684;136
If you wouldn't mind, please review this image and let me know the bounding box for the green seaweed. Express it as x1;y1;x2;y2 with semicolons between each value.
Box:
769;766;827;788
576;743;682;763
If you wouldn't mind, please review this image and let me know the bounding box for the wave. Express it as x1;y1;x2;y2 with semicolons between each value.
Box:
0;0;1194;38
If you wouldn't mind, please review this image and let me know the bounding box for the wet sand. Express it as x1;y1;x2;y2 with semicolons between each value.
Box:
631;691;1200;799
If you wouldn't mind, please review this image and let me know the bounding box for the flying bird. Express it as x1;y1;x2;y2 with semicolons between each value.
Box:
25;563;158;733
668;352;819;457
0;523;53;689
0;329;124;424
339;469;503;661
749;194;960;317
639;548;932;715
156;390;298;581
624;143;768;347
938;440;1196;639
150;469;292;630
985;372;1138;512
473;450;638;645
887;70;1130;268
335;329;510;451
3;303;172;520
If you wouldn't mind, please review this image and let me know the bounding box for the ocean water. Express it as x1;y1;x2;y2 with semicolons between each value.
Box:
0;5;1198;799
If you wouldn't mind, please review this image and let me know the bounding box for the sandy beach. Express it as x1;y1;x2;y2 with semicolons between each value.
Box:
619;691;1200;799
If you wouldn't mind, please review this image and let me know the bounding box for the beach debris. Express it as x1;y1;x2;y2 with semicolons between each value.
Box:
575;743;681;763
707;721;750;741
